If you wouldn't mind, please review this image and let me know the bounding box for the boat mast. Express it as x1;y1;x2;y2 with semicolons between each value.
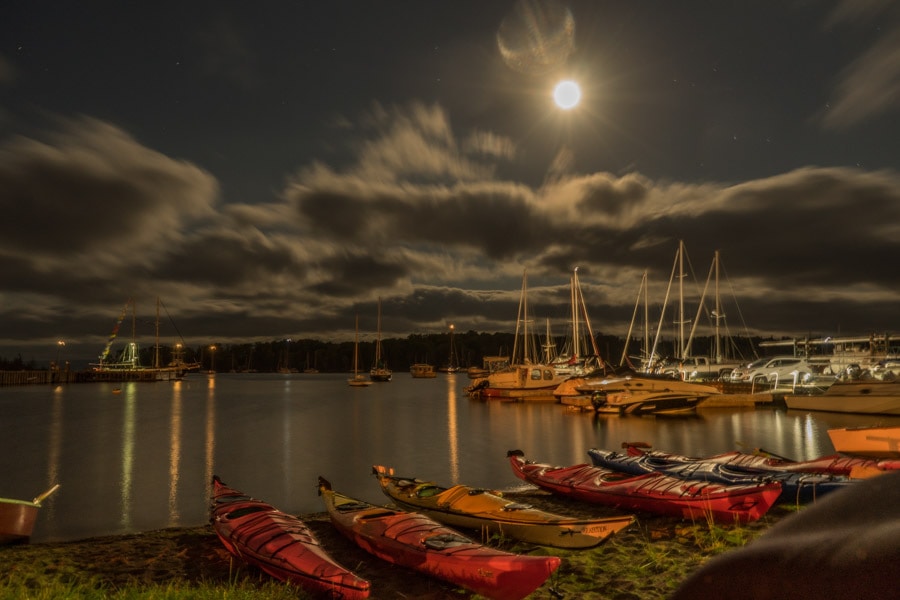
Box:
571;269;579;361
678;240;685;360
154;297;160;369
714;250;722;363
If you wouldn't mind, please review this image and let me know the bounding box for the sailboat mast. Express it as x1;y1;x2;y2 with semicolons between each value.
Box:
714;250;722;363
678;240;685;360
155;297;160;369
571;269;579;359
357;316;361;374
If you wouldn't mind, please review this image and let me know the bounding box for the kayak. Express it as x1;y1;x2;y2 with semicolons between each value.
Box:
621;441;900;477
372;465;634;548
317;476;560;600
507;450;781;524
588;448;854;505
210;476;370;599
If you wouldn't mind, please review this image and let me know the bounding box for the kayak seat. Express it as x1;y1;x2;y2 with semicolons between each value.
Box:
423;533;470;550
416;485;444;498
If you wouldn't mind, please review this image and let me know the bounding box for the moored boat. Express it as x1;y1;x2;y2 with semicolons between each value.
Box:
507;450;780;524
369;298;392;382
468;272;568;401
317;476;560;600
409;363;437;378
784;378;900;415
372;465;634;548
587;448;853;505
0;484;60;545
210;476;370;599
827;425;900;458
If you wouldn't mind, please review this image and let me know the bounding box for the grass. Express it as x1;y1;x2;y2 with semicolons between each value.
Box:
0;499;798;599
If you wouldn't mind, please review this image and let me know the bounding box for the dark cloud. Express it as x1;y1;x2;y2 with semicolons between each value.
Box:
2;2;900;365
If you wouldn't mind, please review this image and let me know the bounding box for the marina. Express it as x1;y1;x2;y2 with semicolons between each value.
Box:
3;372;899;545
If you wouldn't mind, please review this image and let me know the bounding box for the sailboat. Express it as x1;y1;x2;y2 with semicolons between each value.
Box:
348;315;372;387
438;324;460;373
551;267;603;377
369;298;392;382
471;271;568;400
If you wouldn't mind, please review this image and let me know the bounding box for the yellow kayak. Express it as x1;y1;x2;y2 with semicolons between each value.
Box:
372;465;634;549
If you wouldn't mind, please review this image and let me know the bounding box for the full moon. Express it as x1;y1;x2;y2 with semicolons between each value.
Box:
553;80;581;110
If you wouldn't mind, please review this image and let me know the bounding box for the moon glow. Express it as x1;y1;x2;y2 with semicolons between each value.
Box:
553;80;581;110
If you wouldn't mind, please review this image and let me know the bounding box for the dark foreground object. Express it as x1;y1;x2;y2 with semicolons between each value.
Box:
671;470;900;599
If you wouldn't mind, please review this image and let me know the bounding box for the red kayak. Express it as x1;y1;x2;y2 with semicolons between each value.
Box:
317;476;560;600
622;441;900;476
211;476;370;599
507;450;781;524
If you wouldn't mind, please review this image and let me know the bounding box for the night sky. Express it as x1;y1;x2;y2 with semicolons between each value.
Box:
2;1;900;366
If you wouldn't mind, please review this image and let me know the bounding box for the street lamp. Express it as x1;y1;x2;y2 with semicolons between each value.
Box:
209;345;217;373
55;340;65;370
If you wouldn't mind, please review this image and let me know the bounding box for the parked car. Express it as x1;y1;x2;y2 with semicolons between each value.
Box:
729;357;769;383
747;356;813;385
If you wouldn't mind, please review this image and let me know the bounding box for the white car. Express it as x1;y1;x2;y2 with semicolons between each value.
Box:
729;357;769;383
747;356;812;385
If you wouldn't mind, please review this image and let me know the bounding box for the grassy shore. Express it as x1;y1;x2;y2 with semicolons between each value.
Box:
1;492;799;599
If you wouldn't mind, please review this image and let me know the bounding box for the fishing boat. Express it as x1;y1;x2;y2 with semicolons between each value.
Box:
348;315;372;387
587;448;854;505
210;476;370;599
369;298;392;382
506;450;780;524
784;378;900;415
317;477;560;600
371;465;634;548
409;363;437;378
621;442;900;477
827;425;900;458
0;484;59;544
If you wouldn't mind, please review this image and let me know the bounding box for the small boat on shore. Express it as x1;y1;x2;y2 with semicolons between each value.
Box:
0;484;60;545
372;465;634;548
507;450;780;524
317;476;560;600
588;448;853;505
827;425;900;458
210;476;370;599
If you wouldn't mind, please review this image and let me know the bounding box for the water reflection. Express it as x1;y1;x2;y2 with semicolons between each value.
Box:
4;373;898;544
168;381;182;523
204;377;216;501
46;391;64;528
446;375;459;481
120;384;136;530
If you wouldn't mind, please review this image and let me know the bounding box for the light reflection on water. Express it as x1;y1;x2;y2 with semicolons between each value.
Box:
1;372;898;544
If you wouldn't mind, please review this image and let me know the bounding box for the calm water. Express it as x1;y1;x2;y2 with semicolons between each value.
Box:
3;372;899;543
